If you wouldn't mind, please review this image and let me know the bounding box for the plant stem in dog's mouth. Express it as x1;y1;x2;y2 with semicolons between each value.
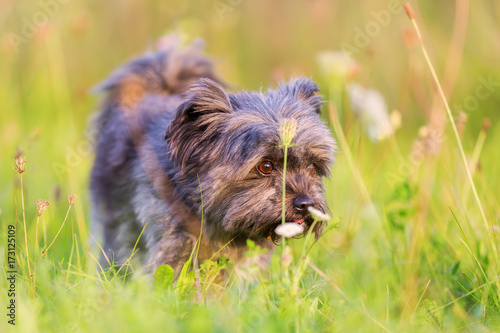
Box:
279;118;298;250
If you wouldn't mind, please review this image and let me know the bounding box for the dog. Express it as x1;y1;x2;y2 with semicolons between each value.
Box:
90;35;336;275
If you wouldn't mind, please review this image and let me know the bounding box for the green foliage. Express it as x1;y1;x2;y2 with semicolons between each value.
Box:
386;181;415;230
415;299;443;330
245;239;268;258
153;264;175;293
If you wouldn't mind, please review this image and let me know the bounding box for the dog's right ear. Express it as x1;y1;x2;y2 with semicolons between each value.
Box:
169;78;233;126
165;78;233;170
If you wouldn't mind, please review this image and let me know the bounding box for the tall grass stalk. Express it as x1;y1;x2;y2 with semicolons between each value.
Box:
69;173;89;245
193;176;205;302
32;214;40;300
65;234;76;285
20;173;34;299
41;196;76;258
33;200;49;300
292;208;332;292
88;250;109;283
90;233;111;267
462;121;489;203
14;157;34;298
122;222;148;280
279;118;298;252
281;146;289;252
327;102;381;224
404;2;499;267
291;218;319;291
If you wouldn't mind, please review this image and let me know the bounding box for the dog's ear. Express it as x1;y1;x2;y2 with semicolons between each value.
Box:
171;78;233;124
165;78;233;170
280;77;323;114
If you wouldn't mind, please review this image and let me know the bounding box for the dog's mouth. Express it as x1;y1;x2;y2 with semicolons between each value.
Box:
245;207;327;244
266;217;316;243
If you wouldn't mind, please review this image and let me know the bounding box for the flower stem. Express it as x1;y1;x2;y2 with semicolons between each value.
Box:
20;174;34;299
282;145;288;252
41;204;73;258
33;215;40;301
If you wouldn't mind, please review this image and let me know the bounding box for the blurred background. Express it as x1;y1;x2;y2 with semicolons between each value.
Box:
1;0;500;330
1;0;499;202
2;0;499;240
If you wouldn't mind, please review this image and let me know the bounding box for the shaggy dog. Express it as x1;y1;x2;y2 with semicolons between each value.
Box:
90;36;336;274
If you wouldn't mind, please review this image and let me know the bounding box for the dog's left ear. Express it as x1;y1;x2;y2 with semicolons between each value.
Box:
280;77;323;114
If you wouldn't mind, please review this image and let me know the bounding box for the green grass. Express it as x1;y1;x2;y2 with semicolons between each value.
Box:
2;1;500;332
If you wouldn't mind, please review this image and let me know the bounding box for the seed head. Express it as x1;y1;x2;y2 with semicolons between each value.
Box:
36;200;50;217
275;222;304;238
404;2;415;19
14;156;27;174
307;207;331;221
279;118;297;147
68;194;77;205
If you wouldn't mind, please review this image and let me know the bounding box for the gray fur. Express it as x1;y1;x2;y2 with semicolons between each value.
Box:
90;36;336;275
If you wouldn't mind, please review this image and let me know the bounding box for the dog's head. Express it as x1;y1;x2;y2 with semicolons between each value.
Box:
165;77;336;243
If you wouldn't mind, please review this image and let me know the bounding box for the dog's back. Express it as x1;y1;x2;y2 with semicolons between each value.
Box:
90;35;223;268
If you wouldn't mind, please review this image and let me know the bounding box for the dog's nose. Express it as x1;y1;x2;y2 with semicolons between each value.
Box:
293;195;315;215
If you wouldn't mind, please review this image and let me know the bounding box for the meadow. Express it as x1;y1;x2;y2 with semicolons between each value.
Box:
1;0;500;332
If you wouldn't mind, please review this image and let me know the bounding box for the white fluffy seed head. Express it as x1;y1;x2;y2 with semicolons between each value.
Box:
307;207;331;221
275;223;304;238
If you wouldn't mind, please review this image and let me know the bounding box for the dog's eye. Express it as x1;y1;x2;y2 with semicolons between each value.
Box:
257;161;274;175
307;164;316;176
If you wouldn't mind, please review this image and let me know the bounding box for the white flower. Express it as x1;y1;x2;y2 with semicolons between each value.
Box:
275;223;304;238
347;83;395;142
307;207;331;221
